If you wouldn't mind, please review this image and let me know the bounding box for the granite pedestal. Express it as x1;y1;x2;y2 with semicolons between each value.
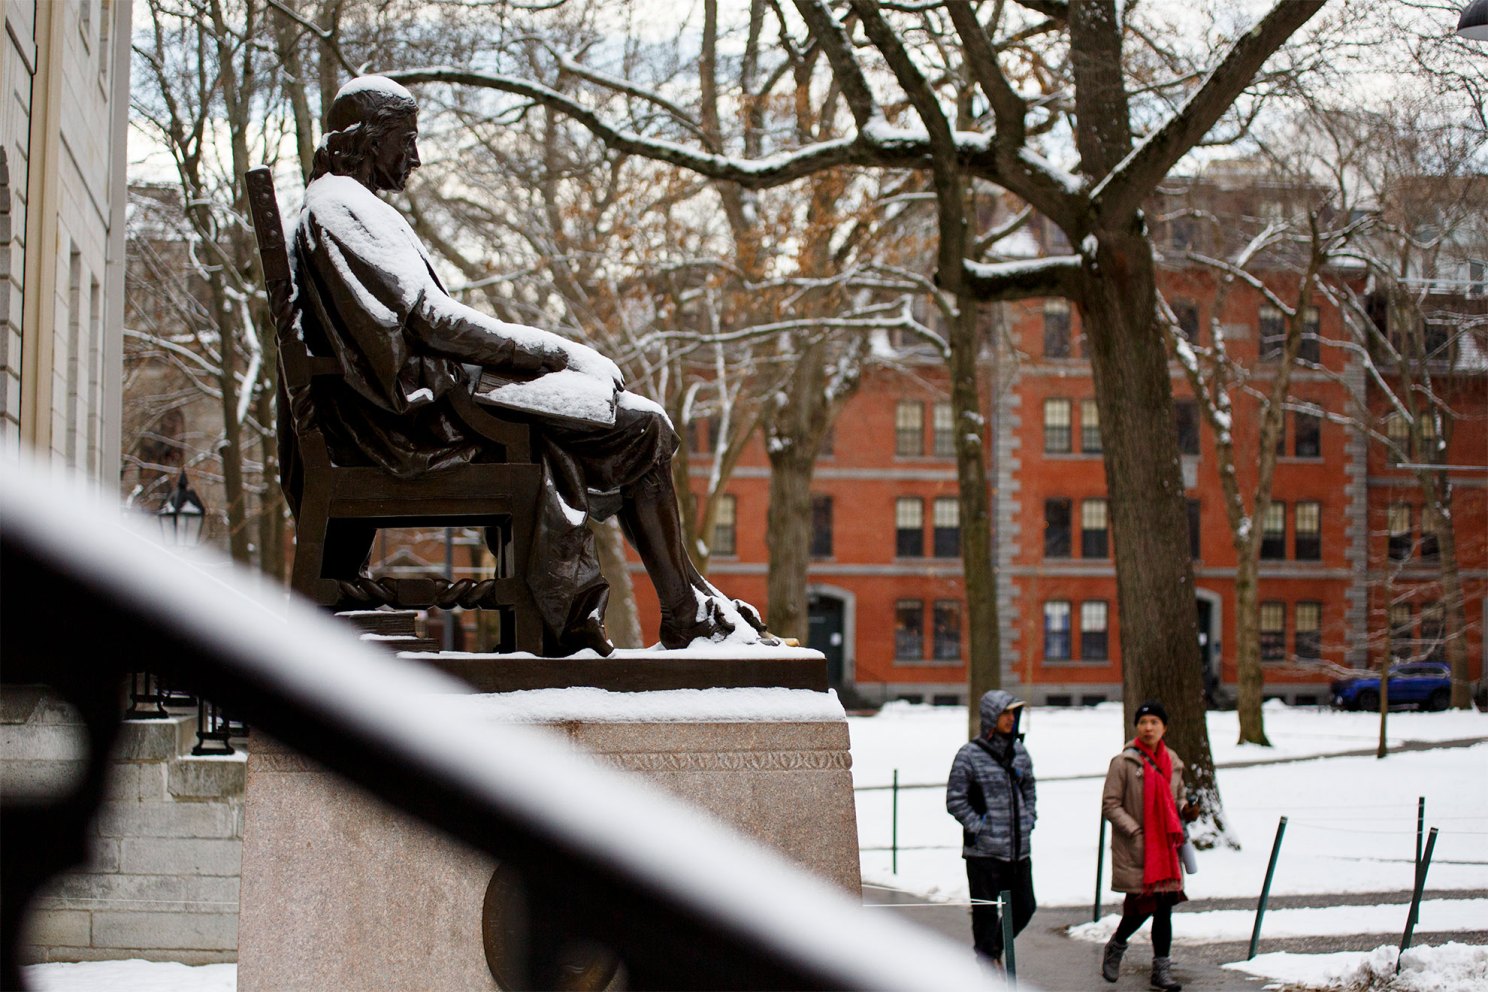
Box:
236;651;858;991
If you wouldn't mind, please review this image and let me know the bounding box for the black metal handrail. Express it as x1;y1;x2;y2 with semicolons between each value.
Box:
0;460;999;991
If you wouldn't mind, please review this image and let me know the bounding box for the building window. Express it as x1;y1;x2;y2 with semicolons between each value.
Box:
1388;503;1412;561
1260;602;1286;661
895;497;924;557
1298;306;1321;363
933;600;962;660
932;401;956;457
1420;603;1445;662
1174;400;1200;456
98;1;113;85
1295;411;1321;458
1389;603;1413;659
1187;499;1202;559
1044;498;1072;558
1044;601;1071;660
1081;399;1102;453
1259;303;1285;359
895;600;924;659
1386;412;1410;465
710;494;737;557
1080;601;1109;660
896;401;924;457
1419;414;1438;463
1295;602;1321;660
1420;504;1441;561
1044;299;1071;358
1174;300;1200;344
810;494;833;558
1261;502;1286;559
932;497;960;558
1294;501;1321;561
1044;398;1072;453
1081;499;1109;558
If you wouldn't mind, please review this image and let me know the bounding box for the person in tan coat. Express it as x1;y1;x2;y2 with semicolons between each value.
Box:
1099;701;1197;991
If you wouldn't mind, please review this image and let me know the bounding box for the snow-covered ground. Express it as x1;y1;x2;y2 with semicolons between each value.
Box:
22;700;1487;992
1226;942;1488;991
849;700;1488;908
25;961;235;992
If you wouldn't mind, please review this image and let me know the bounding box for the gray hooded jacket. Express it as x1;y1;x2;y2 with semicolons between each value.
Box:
946;690;1038;861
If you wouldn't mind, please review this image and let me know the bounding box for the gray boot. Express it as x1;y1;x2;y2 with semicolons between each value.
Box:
1101;936;1127;982
1150;956;1182;991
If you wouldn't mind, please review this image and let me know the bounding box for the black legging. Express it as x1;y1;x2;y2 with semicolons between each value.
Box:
1114;893;1179;956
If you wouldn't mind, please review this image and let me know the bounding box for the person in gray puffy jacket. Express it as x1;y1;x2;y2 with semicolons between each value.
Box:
946;690;1038;965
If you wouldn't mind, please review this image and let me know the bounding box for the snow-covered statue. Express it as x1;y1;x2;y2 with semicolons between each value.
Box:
292;75;773;655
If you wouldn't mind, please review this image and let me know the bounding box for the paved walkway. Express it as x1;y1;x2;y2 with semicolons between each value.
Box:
864;885;1488;991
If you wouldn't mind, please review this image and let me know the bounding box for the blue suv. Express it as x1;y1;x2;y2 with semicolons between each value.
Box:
1331;662;1453;711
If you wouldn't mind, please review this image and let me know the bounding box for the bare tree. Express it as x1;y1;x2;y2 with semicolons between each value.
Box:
1314;107;1487;712
1165;172;1350;745
386;2;1338;838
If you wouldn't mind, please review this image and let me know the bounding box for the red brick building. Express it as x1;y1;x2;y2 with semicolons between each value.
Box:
632;190;1487;707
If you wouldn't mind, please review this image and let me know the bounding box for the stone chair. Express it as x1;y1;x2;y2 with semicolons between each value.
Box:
244;166;543;652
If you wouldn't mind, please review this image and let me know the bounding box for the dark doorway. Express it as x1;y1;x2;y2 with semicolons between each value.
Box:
1196;597;1219;706
807;592;847;690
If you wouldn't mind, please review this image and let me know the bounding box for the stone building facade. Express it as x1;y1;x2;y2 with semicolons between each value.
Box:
1;0;131;480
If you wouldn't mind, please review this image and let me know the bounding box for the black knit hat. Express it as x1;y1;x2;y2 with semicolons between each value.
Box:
1133;700;1169;726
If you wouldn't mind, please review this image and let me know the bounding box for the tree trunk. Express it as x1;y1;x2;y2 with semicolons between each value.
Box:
1376;666;1389;759
948;299;1000;740
591;517;642;648
1232;551;1270;745
1079;232;1227;843
765;444;815;642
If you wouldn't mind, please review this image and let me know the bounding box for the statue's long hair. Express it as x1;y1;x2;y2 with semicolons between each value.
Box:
309;108;414;183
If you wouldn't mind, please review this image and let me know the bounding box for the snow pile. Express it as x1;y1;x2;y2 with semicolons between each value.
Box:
25;959;235;992
421;686;846;724
1225;942;1488;992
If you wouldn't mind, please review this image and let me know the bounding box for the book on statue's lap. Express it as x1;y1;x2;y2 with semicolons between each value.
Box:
467;364;619;429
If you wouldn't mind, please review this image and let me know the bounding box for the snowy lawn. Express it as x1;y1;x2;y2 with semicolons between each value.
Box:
848;701;1488;907
1225;942;1488;991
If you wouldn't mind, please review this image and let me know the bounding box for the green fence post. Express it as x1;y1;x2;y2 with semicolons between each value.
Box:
891;769;899;875
1094;816;1107;923
1398;827;1438;973
1247;816;1288;960
1413;797;1425;928
999;889;1017;987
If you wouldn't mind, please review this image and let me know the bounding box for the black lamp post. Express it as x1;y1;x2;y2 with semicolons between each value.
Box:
1460;0;1488;40
156;470;207;546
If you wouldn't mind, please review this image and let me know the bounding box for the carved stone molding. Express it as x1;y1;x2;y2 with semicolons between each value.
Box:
596;749;851;773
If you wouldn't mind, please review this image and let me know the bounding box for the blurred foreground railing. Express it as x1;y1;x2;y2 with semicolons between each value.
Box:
0;459;997;992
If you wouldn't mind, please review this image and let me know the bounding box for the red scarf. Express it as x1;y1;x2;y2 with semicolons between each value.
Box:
1134;738;1184;890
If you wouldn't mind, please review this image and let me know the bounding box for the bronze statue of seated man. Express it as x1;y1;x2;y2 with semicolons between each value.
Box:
290;75;773;656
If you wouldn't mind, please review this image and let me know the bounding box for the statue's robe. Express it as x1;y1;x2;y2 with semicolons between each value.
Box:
284;173;676;640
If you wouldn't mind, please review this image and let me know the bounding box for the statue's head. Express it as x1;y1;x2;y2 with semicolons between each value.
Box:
310;76;420;191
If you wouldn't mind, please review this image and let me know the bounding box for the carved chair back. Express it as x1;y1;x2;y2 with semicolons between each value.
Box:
244;166;542;651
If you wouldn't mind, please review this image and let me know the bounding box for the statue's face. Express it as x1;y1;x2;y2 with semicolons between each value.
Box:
368;113;421;192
